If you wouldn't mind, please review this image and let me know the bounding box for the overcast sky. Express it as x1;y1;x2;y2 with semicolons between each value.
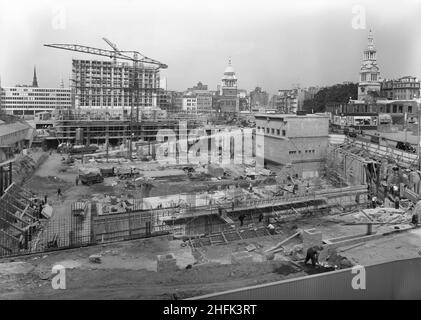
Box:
1;0;421;94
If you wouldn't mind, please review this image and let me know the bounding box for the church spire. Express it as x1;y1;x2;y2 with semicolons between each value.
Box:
367;29;375;50
32;65;38;87
357;29;380;100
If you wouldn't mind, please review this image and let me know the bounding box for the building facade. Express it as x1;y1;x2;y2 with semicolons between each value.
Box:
185;82;214;114
182;94;197;113
274;89;298;114
326;99;419;128
0;86;71;118
381;76;421;100
250;87;269;109
255;113;329;178
0;67;71;118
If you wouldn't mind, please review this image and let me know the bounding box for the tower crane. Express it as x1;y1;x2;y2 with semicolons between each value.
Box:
102;37;121;64
44;41;168;69
44;38;168;160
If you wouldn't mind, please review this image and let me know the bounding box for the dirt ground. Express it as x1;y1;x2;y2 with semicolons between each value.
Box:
0;235;310;300
1;219;421;300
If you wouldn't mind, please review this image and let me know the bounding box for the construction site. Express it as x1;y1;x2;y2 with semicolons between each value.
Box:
1;38;421;300
2;126;421;299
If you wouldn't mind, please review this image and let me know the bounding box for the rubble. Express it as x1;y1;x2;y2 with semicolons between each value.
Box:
89;254;102;264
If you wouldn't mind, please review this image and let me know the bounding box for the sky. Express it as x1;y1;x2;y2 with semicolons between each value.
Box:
0;0;421;95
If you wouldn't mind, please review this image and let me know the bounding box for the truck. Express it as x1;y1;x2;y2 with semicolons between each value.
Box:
69;145;99;155
79;172;104;185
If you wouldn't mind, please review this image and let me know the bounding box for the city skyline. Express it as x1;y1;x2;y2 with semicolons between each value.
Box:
1;0;421;94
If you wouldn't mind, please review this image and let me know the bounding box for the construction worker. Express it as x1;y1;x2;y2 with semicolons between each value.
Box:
304;245;323;267
267;223;275;235
394;195;400;209
411;212;419;227
239;214;245;227
371;195;377;208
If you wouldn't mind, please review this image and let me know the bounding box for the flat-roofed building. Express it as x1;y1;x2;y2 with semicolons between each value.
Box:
254;113;329;178
0;86;71;118
381;76;421;100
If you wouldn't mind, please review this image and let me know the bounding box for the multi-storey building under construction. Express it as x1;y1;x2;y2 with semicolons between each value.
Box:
72;59;160;116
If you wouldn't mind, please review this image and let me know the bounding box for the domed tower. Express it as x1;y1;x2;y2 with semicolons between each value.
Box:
219;58;239;114
221;58;237;91
358;30;381;100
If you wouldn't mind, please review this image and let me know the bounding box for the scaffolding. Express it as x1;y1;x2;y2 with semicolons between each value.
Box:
0;183;38;256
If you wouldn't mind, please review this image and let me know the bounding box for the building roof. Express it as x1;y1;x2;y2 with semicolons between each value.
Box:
224;65;235;74
223;57;236;76
0;121;31;137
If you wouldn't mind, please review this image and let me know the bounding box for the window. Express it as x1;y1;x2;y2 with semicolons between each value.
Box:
393;105;397;113
408;106;413;113
267;128;270;133
271;128;275;134
282;130;286;136
277;129;280;135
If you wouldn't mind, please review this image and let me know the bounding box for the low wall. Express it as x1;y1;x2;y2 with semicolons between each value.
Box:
190;257;421;300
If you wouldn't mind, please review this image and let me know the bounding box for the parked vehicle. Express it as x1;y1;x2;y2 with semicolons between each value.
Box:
396;141;416;153
79;172;104;185
100;167;115;177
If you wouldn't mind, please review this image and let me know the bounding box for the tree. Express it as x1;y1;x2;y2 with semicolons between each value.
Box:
303;83;358;113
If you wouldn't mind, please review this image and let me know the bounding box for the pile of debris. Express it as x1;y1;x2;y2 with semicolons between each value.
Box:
324;250;353;269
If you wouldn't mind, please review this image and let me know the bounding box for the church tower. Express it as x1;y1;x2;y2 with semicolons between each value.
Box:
219;58;239;114
32;66;39;88
357;30;380;100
